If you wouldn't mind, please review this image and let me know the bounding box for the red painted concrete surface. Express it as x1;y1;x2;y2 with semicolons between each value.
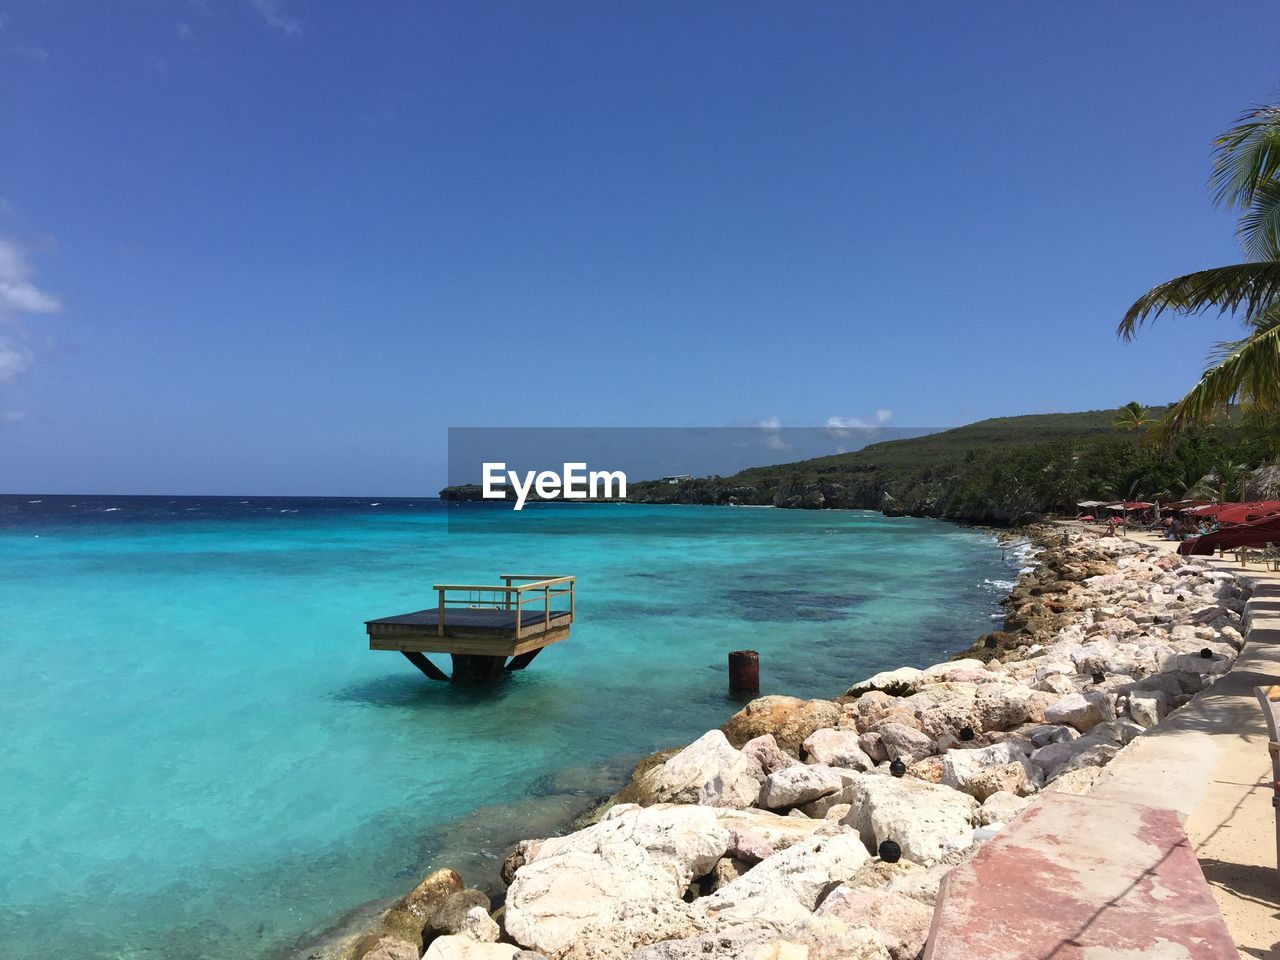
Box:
924;793;1238;960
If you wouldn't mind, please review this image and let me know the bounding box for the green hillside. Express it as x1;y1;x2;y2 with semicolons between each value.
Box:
625;405;1272;523
742;409;1155;478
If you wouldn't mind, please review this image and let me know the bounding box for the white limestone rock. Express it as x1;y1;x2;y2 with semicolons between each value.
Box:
972;683;1034;732
1016;723;1080;748
1043;692;1114;732
1090;719;1144;746
758;763;844;809
858;731;888;763
458;906;500;944
977;790;1030;826
1028;736;1101;779
740;734;800;776
941;742;1042;801
846;666;922;697
1041;765;1102;796
698;830;870;927
840;774;979;865
816;885;933;960
1034;673;1076;695
802;728;874;771
876;722;936;764
1128;689;1167;728
713;806;833;858
423;938;522;960
640;730;763;808
798;784;857;819
698;769;761;809
1049;740;1120;781
504;805;729;956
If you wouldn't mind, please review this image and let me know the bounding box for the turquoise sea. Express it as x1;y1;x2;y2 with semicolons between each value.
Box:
0;496;1021;960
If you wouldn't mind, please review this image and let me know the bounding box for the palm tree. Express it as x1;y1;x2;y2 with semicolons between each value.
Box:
1118;104;1280;434
1185;459;1254;502
1112;401;1153;431
1220;460;1254;502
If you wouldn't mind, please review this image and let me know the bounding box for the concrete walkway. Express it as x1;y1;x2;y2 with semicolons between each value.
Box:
924;793;1240;959
1093;530;1280;959
929;525;1279;958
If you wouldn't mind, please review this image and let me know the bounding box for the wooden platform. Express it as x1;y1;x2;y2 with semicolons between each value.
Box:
366;574;575;682
367;608;573;656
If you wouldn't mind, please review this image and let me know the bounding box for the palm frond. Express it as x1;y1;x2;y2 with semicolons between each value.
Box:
1238;178;1280;261
1208;300;1280;361
1117;261;1280;340
1210;105;1280;211
1159;317;1280;432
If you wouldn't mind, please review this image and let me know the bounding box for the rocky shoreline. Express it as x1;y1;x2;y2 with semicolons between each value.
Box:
321;525;1252;960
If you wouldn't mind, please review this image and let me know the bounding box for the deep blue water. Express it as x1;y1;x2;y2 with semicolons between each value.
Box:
0;496;1019;960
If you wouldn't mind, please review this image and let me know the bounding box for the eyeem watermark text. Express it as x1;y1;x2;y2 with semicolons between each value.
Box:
482;462;628;510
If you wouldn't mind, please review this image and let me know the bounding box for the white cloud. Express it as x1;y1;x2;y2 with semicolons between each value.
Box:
0;338;32;384
0;235;62;391
825;410;893;440
1;410;26;424
249;0;301;34
826;409;893;431
0;238;62;317
756;416;791;451
14;44;49;63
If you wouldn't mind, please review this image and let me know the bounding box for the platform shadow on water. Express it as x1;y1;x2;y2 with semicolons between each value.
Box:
330;669;545;709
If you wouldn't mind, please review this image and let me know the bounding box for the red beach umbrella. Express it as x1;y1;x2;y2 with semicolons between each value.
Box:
1192;504;1233;519
1163;499;1212;512
1214;501;1280;525
1178;515;1280;555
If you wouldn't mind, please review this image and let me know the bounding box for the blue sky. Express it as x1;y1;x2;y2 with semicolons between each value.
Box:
1;1;1277;495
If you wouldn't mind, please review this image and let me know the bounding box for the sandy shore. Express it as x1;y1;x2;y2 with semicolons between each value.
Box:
319;524;1274;960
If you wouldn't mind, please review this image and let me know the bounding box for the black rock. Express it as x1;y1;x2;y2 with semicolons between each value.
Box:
1092;671;1106;684
1200;647;1214;659
889;757;907;778
958;726;975;742
878;839;902;864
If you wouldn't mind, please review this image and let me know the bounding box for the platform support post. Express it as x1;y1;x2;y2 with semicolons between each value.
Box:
402;651;450;682
451;654;507;683
506;647;544;671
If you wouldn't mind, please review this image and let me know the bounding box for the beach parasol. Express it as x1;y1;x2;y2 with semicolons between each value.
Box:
1190;501;1280;524
1216;501;1280;524
1162;499;1213;512
1178;514;1280;555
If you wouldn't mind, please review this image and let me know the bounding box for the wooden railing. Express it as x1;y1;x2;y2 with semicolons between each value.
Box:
431;575;575;640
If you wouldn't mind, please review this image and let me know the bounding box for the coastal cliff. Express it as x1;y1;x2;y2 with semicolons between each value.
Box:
322;526;1252;960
